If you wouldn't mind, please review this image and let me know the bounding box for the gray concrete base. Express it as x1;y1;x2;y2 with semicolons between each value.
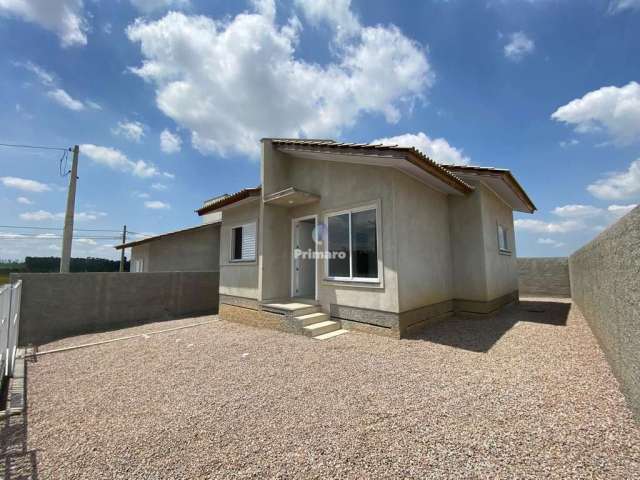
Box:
221;292;519;339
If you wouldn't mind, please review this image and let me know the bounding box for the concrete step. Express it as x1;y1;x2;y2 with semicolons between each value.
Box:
262;302;321;317
313;329;349;341
303;320;341;337
295;312;329;326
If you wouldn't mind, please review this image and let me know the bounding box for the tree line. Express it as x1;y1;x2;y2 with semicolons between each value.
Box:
0;257;129;273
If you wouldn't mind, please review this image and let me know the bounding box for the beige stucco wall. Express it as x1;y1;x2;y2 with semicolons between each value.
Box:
448;185;487;301
393;170;454;312
480;184;518;299
219;200;260;299
130;224;220;273
448;180;518;302
260;144;400;313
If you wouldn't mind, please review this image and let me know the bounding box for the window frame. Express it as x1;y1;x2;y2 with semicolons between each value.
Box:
230;222;257;263
324;203;381;283
497;223;511;254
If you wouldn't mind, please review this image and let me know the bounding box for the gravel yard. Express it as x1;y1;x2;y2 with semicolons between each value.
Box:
3;298;640;479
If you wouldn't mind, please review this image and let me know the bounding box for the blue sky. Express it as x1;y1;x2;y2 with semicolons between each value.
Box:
1;0;639;261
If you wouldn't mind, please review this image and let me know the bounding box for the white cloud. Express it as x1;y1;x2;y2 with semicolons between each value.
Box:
537;238;565;248
1;176;50;192
126;1;432;157
295;0;360;40
80;144;165;179
552;204;603;218
607;203;637;217
514;218;584;234
372;131;470;165
551;82;640;146
608;0;640;13
162;172;175;179
16;61;94;111
587;159;640;200
16;196;33;204
129;0;190;13
18;210;104;221
144;200;170;209
504;32;535;62
75;211;107;221
0;232;25;239
559;139;579;148
135;192;150;198
47;88;85;111
0;0;88;47
160;129;181;153
15;60;54;85
85;100;102;110
19;210;63;221
151;182;167;190
112;120;146;142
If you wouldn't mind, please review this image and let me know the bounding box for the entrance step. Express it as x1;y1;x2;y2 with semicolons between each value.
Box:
313;329;349;341
303;320;341;337
295;312;329;326
261;302;321;317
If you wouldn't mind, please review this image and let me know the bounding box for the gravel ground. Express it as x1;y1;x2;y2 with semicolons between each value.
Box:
3;298;639;479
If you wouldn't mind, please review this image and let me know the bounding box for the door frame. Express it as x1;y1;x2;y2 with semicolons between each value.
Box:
290;214;318;300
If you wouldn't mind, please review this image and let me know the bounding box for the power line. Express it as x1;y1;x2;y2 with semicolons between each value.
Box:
0;225;127;232
0;142;71;152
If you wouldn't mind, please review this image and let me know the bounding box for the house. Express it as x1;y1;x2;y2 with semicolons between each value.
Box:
195;138;536;339
115;199;223;273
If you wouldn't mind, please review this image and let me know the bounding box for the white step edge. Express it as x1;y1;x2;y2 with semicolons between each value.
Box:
295;312;329;326
303;320;340;337
313;329;349;341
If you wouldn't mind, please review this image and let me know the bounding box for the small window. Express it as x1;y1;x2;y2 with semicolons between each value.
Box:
232;223;256;261
498;224;509;252
327;206;379;281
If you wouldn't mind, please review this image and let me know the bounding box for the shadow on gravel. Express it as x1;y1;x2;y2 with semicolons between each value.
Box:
412;300;571;353
0;364;38;480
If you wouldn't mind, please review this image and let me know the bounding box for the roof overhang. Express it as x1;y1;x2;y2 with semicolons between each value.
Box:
196;187;261;216
273;141;473;196
114;222;220;250
442;165;536;213
264;187;320;207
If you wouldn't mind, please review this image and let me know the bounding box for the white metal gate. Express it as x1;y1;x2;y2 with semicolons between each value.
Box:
0;280;22;387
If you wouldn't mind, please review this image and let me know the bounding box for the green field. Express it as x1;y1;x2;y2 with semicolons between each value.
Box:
0;273;9;285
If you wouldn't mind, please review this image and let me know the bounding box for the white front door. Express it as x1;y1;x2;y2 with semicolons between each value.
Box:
293;217;316;299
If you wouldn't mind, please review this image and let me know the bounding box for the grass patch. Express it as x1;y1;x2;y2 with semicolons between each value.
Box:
0;273;9;285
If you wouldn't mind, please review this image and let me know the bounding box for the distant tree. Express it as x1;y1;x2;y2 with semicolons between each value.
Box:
24;257;130;273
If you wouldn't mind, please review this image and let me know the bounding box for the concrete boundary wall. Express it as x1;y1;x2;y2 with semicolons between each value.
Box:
11;271;219;345
517;257;570;297
569;206;640;419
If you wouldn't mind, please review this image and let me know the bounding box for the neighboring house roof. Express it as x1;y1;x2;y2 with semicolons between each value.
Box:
196;186;262;216
441;164;536;213
269;138;474;195
114;222;220;250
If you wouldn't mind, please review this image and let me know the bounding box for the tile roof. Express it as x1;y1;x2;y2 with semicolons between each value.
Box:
269;138;473;194
114;222;220;250
441;164;537;212
196;186;262;216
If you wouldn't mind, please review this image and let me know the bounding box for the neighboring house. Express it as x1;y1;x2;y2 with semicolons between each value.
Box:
195;138;536;339
115;200;222;273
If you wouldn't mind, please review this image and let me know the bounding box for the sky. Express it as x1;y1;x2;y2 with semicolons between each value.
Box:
0;0;639;261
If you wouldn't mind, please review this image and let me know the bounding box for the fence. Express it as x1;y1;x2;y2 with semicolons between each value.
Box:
517;257;571;297
12;271;219;345
0;280;22;388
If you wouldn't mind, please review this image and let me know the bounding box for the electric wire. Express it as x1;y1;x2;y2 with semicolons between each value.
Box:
0;142;71;152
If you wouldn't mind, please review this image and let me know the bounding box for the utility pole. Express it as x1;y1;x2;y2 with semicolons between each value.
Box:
119;225;127;272
60;145;79;273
